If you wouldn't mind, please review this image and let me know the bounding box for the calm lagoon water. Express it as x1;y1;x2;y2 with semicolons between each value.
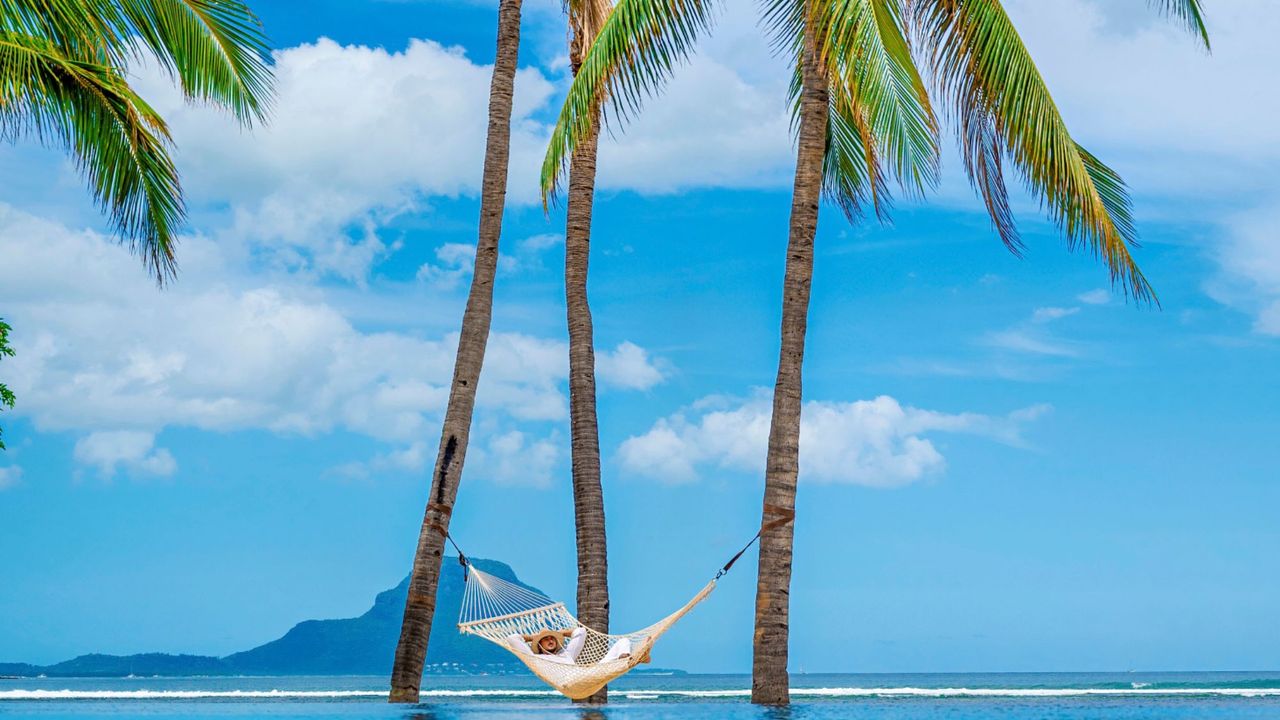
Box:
4;672;1280;719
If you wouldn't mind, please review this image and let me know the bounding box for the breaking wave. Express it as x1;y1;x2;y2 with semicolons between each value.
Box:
4;686;1280;701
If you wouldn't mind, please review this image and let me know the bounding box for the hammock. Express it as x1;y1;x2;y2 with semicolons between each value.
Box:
443;506;790;699
456;565;715;700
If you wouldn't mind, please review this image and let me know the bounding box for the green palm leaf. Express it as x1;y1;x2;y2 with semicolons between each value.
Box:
823;80;891;220
1;31;184;279
3;0;272;122
777;0;938;219
0;1;133;65
1;0;273;282
1150;0;1210;50
909;0;1153;301
540;0;717;205
119;0;274;123
820;0;938;198
958;100;1021;252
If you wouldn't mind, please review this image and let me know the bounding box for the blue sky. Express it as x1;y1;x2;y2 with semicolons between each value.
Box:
1;0;1278;674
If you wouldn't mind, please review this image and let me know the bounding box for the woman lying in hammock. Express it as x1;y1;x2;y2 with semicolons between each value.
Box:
506;628;646;665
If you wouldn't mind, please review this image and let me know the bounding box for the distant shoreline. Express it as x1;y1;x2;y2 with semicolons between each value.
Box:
0;665;688;680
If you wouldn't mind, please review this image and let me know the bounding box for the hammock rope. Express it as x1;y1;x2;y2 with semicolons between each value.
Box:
444;506;793;700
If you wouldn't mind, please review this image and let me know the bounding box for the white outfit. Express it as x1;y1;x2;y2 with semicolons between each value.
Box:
507;627;587;665
600;637;633;663
505;627;637;665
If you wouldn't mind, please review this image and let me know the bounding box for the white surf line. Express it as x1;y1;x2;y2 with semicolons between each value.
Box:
625;688;1280;698
0;689;569;700
796;688;1280;697
5;687;1280;701
0;690;388;700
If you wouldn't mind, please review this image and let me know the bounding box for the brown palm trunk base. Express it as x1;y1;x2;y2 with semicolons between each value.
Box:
751;22;828;707
388;0;522;703
565;105;610;706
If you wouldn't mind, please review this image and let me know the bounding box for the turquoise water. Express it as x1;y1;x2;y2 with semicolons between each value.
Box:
4;672;1280;719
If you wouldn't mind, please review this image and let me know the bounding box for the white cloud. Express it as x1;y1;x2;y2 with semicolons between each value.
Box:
0;465;21;490
619;391;1045;487
415;240;533;288
128;1;1272;251
983;302;1090;358
1002;0;1280;195
73;431;176;478
143;38;557;282
1209;203;1280;335
983;329;1079;358
8;4;1270;477
335;427;562;487
105;0;1273;295
0;205;666;476
591;0;1276;208
333;440;429;480
1077;289;1111;305
596;341;666;391
416;242;479;289
132;13;795;281
594;53;792;194
471;430;560;487
1031;306;1081;323
519;234;563;252
892;295;1122;380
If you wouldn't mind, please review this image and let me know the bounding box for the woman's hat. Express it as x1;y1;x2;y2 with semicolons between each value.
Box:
530;630;563;654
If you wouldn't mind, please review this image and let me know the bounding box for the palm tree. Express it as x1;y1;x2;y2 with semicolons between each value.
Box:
560;0;613;705
0;0;273;449
389;0;524;703
542;0;1209;705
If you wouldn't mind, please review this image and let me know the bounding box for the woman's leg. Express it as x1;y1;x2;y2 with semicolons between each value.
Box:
601;637;632;662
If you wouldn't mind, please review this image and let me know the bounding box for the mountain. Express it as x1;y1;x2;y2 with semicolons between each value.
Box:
2;558;531;677
222;557;521;675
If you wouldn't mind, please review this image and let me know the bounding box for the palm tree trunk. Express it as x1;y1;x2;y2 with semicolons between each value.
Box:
388;0;522;703
565;100;610;705
751;22;828;707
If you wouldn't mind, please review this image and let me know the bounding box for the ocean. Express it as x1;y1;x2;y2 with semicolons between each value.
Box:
3;672;1279;719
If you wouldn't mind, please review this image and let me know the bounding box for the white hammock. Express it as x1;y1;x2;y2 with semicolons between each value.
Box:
457;566;715;699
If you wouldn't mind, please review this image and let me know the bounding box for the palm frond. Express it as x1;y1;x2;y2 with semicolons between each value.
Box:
540;0;717;205
818;0;938;198
823;78;892;221
959;99;1020;253
118;0;274;123
1148;0;1210;50
0;32;185;281
0;0;134;65
2;0;273;124
778;0;938;220
908;0;1153;301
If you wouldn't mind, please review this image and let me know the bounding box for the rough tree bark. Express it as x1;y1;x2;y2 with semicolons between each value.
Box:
751;18;828;707
564;73;610;705
388;0;522;703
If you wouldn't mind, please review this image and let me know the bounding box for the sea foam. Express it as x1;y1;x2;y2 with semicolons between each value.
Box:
4;686;1280;701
